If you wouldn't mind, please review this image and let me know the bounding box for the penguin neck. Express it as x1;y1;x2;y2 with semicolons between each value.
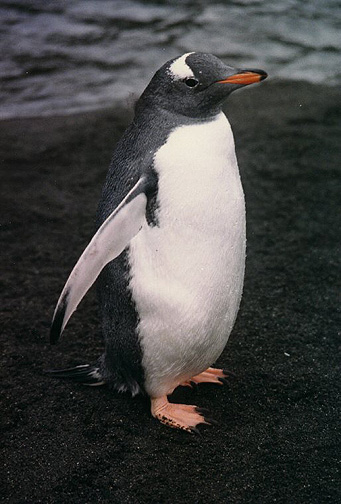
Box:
134;100;222;129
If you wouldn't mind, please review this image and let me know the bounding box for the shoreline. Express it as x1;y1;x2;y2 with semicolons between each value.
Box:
1;78;339;124
1;77;340;124
1;79;340;503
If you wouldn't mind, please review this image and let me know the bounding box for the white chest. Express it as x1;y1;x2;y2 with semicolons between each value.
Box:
128;113;246;397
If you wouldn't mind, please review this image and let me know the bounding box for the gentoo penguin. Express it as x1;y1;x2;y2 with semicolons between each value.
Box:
48;52;267;433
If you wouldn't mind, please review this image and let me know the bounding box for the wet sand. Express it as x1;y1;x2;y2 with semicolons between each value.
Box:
1;80;340;503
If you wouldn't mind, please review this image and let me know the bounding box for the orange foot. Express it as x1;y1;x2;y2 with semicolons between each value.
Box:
151;396;213;433
181;367;233;388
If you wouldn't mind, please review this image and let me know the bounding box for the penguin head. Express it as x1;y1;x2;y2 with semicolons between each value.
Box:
137;52;267;119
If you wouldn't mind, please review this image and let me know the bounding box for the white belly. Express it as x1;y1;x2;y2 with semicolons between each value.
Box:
128;112;246;397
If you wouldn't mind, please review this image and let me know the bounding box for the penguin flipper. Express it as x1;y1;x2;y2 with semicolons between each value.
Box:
50;175;152;344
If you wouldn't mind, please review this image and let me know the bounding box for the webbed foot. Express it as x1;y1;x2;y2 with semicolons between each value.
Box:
151;396;213;433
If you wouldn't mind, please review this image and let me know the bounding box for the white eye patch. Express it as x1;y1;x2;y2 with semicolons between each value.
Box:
168;52;195;80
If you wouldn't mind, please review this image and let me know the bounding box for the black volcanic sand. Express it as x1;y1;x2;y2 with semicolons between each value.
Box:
1;81;340;504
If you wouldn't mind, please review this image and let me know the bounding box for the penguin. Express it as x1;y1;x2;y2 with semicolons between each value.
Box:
48;52;267;433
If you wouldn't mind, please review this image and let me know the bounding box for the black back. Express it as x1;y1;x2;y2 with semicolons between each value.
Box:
96;105;198;394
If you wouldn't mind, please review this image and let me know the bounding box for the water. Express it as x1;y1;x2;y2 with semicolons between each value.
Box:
1;0;340;119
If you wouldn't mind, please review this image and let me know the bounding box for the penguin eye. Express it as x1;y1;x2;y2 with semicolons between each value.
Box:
184;78;199;88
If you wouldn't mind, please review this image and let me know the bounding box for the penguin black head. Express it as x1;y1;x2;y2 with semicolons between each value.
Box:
137;52;267;119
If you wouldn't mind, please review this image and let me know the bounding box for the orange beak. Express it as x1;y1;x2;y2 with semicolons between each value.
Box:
217;70;267;85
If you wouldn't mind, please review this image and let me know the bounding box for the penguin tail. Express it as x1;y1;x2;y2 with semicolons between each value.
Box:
45;364;106;386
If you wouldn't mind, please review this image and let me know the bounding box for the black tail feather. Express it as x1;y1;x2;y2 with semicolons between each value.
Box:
45;364;105;386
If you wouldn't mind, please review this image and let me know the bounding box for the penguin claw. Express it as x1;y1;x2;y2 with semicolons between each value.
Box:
190;426;202;436
195;407;210;415
222;368;236;378
204;417;218;426
195;408;217;425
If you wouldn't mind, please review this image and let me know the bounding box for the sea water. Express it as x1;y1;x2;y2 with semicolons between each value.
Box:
1;0;340;119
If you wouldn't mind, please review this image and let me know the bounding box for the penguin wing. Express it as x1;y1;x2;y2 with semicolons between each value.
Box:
50;175;155;344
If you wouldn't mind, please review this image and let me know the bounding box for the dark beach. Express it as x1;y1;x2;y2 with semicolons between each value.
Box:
1;80;340;503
